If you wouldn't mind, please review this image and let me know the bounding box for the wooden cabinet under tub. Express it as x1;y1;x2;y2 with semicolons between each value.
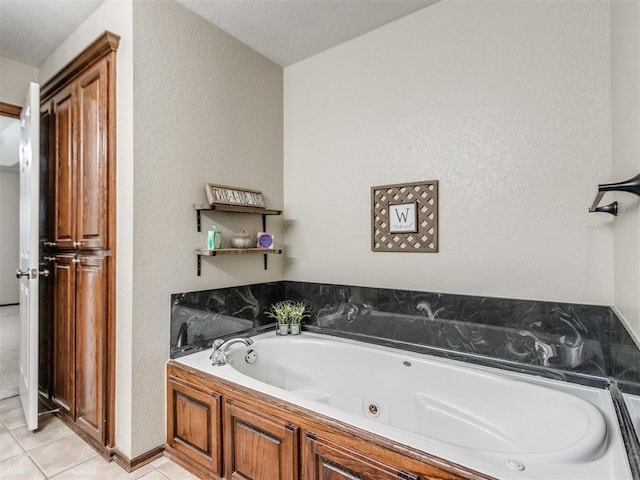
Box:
166;362;494;480
302;432;419;480
167;374;223;479
224;398;298;480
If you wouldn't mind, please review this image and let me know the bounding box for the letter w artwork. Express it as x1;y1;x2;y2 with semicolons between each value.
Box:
389;202;417;233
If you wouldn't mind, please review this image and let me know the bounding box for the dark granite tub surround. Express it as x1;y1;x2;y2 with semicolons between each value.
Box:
612;314;640;395
169;280;639;391
170;282;284;356
286;281;611;379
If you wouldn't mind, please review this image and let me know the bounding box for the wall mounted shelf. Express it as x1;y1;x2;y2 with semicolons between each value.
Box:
194;203;282;232
194;203;283;275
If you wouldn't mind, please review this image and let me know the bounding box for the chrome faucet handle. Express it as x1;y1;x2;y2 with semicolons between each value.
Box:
209;338;226;362
211;349;226;366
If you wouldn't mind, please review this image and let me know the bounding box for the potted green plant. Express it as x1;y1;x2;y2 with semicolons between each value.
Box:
288;301;309;335
265;301;292;335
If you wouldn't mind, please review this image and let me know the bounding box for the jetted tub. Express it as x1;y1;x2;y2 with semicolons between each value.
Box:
176;331;631;480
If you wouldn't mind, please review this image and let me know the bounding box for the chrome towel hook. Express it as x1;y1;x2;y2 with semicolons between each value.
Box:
589;173;640;216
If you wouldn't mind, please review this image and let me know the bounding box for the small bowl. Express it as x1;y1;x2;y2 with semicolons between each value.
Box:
231;236;254;249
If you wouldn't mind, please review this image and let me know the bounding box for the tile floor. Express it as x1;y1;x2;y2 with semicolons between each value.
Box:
0;396;198;480
0;305;19;400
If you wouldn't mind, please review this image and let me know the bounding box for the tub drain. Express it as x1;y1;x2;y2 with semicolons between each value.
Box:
367;403;380;417
504;459;525;472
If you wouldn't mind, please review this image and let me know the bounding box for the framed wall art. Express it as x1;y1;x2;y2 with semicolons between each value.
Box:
205;183;265;208
371;180;438;253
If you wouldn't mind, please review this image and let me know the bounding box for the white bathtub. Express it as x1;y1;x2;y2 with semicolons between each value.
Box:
176;331;631;480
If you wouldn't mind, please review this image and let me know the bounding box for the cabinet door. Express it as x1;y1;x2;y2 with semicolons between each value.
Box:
302;432;419;480
225;398;299;480
38;256;53;399
74;254;108;442
167;375;223;478
39;104;53;245
51;254;76;416
51;86;76;250
75;59;108;250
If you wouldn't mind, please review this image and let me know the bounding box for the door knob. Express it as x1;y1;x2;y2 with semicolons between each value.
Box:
39;269;50;278
16;269;29;278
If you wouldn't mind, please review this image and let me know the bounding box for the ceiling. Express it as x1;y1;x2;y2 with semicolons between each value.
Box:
0;0;435;68
0;0;104;67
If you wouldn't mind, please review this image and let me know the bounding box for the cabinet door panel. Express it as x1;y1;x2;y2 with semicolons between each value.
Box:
167;376;222;477
52;88;76;249
225;399;298;480
40;106;52;244
51;255;76;416
303;433;419;480
74;255;107;442
76;60;108;250
38;257;52;398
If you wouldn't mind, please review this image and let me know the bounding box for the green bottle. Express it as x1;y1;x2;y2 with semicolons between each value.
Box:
208;225;217;250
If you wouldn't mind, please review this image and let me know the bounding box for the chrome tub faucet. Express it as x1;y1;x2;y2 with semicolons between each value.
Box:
210;337;254;366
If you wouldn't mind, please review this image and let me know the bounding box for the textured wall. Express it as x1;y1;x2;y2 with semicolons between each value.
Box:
0;57;38;105
132;0;283;456
611;0;640;343
0;170;19;304
284;0;613;306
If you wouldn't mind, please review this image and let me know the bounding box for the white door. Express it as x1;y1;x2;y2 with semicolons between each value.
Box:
17;82;40;431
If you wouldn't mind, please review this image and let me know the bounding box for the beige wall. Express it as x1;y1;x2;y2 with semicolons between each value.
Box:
0;169;19;304
0;57;38;106
283;0;614;306
131;0;283;455
611;0;640;342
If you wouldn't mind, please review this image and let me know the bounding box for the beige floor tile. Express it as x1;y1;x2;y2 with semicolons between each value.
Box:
0;396;21;414
0;453;45;480
124;463;155;479
0;407;26;430
50;456;155;480
11;415;74;451
28;431;98;477
154;460;199;480
138;471;170;480
149;456;168;468
0;421;7;435
0;432;24;462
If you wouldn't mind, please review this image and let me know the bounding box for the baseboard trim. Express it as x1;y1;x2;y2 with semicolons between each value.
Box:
38;395;164;472
51;410;113;461
112;445;165;472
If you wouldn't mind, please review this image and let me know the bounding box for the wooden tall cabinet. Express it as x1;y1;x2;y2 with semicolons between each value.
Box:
39;32;118;454
50;59;109;251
